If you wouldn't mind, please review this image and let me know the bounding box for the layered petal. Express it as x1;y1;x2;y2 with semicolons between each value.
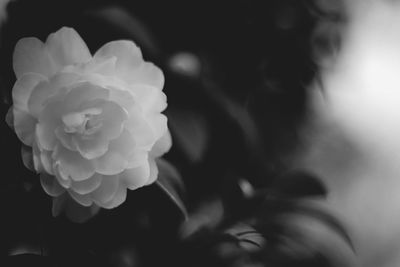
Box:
74;133;109;160
94;40;143;72
146;113;168;140
146;157;159;185
94;129;141;175
126;62;164;89
32;140;44;173
150;130;172;158
12;73;47;112
101;181;127;209
70;173;102;194
40;173;65;197
28;72;80;117
36;100;65;150
13;108;37;146
91;175;119;206
88;100;128;141
13;37;56;79
130;84;167;114
54;164;72;188
61;82;110;112
21;145;34;171
125;107;155;148
53;144;96;181
40;149;54;175
46;27;92;67
121;162;150;190
69;190;93;207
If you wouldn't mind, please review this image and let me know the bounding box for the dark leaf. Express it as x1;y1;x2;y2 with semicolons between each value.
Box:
167;109;209;164
5;106;13;129
87;5;160;58
272;170;327;198
289;203;355;252
155;158;188;221
262;201;355;252
180;198;224;239
225;223;265;252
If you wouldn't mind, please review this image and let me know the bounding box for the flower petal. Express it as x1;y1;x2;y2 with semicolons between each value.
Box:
28;72;81;117
53;164;72;188
120;162;150;190
40;149;54;175
69;190;93;207
21;145;34;171
13;107;37;146
127;62;165;89
125;107;155;148
13;37;56;79
32;141;44;173
36;107;61;151
12;73;47;112
91;175;119;206
93;129;138;175
145;157;159;185
85;56;117;76
53;144;96;181
82;100;128;141
70;173;103;195
40;173;65;197
74;133;109;160
94;40;143;72
101;181;127;209
46;27;92;67
108;88;135;113
5;107;13;129
62;82;110;112
93;150;126;175
150;130;172;158
147;113;168;140
55;126;78;151
130;84;167;114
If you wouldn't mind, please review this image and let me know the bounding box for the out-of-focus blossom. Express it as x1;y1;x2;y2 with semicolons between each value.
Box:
302;1;400;266
168;52;201;78
8;27;171;218
0;0;13;24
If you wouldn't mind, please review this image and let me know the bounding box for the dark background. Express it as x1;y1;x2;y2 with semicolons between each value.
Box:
0;1;349;267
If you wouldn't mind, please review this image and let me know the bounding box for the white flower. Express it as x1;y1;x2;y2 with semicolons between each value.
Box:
9;27;171;213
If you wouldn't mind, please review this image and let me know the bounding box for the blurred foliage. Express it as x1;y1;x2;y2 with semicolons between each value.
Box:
0;0;355;266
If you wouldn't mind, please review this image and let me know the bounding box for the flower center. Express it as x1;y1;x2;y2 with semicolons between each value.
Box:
62;108;103;135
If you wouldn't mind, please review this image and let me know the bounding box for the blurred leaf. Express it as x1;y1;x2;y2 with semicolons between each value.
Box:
155;158;188;221
8;243;44;257
180;198;224;239
21;144;33;172
271;170;327;198
288;203;355;252
262;201;355;253
167;109;209;164
225;223;265;252
108;246;141;267
52;193;100;223
5;106;13;129
87;5;160;57
276;211;356;267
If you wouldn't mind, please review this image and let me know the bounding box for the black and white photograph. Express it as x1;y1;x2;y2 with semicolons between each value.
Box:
0;0;398;266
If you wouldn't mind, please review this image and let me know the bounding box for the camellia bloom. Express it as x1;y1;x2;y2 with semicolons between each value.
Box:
8;27;171;217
